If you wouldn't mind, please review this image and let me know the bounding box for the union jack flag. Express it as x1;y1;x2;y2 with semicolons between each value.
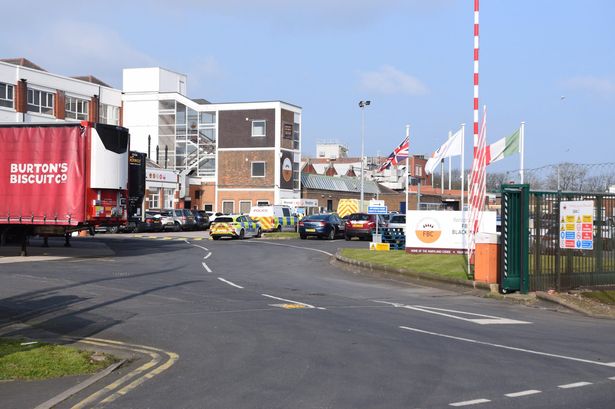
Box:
377;136;409;172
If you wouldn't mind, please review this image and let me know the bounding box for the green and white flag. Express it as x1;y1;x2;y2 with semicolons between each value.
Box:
486;129;520;164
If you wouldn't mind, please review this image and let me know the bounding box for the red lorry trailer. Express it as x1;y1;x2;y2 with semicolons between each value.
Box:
0;122;130;249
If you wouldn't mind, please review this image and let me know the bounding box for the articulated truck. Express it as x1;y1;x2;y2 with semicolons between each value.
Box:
0;122;131;253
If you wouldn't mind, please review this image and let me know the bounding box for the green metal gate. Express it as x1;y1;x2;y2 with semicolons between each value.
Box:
500;184;530;293
501;186;615;292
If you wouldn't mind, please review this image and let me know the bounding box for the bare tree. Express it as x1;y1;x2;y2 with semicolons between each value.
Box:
486;172;507;192
544;163;588;191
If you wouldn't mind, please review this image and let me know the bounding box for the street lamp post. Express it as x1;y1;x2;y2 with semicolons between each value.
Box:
358;100;371;211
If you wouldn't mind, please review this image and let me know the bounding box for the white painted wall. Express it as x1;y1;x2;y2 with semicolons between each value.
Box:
123;67;186;94
122;99;158;154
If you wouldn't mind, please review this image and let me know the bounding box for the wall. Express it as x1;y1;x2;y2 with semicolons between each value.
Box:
122;99;159;154
217;191;274;214
217;150;275;189
218;109;275;148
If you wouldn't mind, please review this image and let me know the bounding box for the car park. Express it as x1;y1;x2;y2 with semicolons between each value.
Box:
344;213;385;241
153;210;180;232
210;214;262;240
298;213;345;240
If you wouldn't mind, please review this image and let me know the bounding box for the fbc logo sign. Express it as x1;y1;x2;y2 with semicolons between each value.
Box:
415;217;442;244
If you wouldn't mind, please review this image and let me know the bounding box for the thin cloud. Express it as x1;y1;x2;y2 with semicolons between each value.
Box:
562;76;615;98
359;65;429;96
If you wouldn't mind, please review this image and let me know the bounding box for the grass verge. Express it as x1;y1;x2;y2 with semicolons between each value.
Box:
339;248;469;280
262;232;299;239
0;338;116;380
580;290;615;305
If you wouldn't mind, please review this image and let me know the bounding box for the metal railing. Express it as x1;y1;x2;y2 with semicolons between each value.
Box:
528;191;615;291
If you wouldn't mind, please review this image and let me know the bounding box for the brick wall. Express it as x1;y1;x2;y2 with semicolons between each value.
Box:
55;90;65;119
217;191;274;214
15;79;27;113
218;109;275;149
218;150;275;189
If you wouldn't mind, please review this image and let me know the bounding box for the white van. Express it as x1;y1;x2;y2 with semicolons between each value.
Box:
249;205;297;232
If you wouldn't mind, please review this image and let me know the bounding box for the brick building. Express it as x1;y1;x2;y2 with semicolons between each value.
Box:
122;67;302;213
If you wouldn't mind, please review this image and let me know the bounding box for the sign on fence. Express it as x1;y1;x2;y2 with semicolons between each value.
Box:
559;200;593;250
367;206;388;214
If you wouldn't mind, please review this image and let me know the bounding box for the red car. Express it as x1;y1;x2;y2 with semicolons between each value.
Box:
344;213;385;241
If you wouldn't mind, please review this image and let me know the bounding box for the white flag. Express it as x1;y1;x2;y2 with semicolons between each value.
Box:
425;128;463;175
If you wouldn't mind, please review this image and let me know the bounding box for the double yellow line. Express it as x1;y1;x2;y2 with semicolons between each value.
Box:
69;337;178;409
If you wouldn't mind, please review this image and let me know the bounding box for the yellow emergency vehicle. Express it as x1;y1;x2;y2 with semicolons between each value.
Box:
210;215;262;240
249;205;297;232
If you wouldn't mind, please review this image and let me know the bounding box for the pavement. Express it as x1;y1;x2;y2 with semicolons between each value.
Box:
0;234;613;408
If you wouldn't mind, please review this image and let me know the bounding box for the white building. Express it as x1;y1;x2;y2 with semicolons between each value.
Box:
316;142;348;159
0;58;121;125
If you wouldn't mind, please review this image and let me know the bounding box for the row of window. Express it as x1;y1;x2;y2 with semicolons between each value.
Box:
0;81;119;124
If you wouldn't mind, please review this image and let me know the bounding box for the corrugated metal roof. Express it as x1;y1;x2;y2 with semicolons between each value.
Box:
301;174;380;194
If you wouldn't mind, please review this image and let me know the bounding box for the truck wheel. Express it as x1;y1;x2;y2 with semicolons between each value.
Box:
300;234;307;240
345;234;351;241
107;226;119;234
212;236;220;240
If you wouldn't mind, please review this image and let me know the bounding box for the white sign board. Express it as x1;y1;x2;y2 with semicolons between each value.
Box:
559;200;593;250
405;211;497;254
367;206;388;214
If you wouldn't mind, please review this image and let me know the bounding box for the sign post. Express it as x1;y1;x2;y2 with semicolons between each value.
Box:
368;205;388;241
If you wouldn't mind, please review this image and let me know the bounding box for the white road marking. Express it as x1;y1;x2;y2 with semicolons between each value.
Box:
373;301;531;325
246;240;334;256
399;326;615;368
505;390;541;397
449;398;490;406
557;381;593;389
203;252;212;260
609;376;615;381
261;294;319;309
217;277;244;289
201;262;212;273
190;244;210;252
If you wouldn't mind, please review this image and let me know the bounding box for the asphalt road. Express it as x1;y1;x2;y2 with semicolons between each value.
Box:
1;233;615;409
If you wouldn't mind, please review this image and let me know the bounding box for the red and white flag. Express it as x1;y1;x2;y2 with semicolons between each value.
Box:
468;106;487;260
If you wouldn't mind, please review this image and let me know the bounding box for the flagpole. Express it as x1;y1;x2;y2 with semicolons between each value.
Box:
405;124;410;214
448;130;452;191
520;121;525;184
440;160;444;194
461;123;465;213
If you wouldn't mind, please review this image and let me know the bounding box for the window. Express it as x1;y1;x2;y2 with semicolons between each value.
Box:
239;201;252;214
327;200;333;212
251;120;266;137
0;83;14;108
148;189;160;209
415;165;423;177
222;201;234;214
204;204;213;212
257;200;269;206
251;162;266;177
27;88;54;115
164;188;175;209
100;104;120;125
282;207;291;217
65;96;89;120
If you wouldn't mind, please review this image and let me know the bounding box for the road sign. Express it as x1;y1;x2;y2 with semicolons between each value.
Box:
560;200;593;250
367;205;388;214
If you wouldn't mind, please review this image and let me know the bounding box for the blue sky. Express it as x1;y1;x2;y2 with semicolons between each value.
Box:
2;1;613;173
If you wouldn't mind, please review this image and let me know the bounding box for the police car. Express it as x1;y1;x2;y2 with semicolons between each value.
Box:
210;214;262;240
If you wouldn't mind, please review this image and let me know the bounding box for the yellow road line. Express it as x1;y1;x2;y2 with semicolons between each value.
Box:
69;338;178;409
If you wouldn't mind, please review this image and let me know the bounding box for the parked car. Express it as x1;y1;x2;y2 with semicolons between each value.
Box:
210;214;261;240
190;210;210;230
148;210;177;232
134;212;165;233
206;211;224;223
387;214;406;231
344;213;385;241
298;213;345;240
164;209;197;231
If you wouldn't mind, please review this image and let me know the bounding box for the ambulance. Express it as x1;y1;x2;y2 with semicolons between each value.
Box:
249;205;297;232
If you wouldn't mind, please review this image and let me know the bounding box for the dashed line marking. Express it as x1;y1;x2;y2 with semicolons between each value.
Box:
201;262;212;273
558;381;593;389
609;376;615;381
449;398;490;406
261;294;321;309
505;389;541;398
399;326;615;368
217;277;244;289
203;252;212;260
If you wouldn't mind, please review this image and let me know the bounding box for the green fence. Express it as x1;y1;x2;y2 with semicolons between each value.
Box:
528;191;615;291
